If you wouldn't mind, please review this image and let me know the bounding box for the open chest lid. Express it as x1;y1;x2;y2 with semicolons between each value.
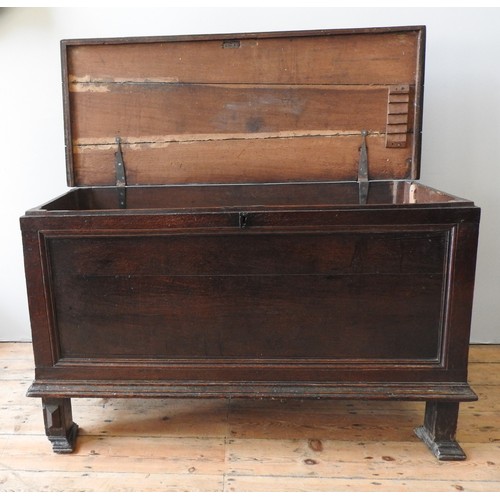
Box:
62;26;425;187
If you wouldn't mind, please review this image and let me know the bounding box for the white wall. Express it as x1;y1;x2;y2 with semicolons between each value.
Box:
1;7;498;342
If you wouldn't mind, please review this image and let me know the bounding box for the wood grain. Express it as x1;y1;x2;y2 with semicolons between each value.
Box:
67;32;419;85
69;84;392;141
226;476;500;493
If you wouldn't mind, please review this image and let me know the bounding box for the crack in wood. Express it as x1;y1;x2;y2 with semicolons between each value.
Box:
73;131;389;149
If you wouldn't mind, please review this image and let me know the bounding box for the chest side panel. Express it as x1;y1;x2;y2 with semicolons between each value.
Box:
64;27;424;186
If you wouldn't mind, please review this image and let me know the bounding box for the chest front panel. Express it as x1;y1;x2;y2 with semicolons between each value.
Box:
43;226;451;377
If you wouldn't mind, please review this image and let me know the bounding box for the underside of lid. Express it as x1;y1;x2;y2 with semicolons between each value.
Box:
62;26;425;187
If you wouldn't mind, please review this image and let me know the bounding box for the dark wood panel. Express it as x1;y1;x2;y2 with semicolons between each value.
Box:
53;273;444;361
46;231;447;362
47;231;447;277
67;32;419;85
73;135;414;186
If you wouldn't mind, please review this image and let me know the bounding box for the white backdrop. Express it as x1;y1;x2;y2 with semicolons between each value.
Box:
1;6;499;342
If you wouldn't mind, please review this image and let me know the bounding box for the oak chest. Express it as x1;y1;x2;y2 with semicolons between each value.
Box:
21;26;480;460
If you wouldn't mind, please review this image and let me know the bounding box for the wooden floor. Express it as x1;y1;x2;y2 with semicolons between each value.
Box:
1;343;499;492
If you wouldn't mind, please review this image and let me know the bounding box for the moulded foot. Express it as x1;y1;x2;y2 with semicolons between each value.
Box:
414;425;466;461
42;398;79;453
47;422;79;453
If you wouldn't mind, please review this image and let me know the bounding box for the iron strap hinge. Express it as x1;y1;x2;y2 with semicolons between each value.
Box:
115;137;127;208
358;130;369;205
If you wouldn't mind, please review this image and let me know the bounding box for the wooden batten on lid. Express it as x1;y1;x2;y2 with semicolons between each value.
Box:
62;26;425;187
